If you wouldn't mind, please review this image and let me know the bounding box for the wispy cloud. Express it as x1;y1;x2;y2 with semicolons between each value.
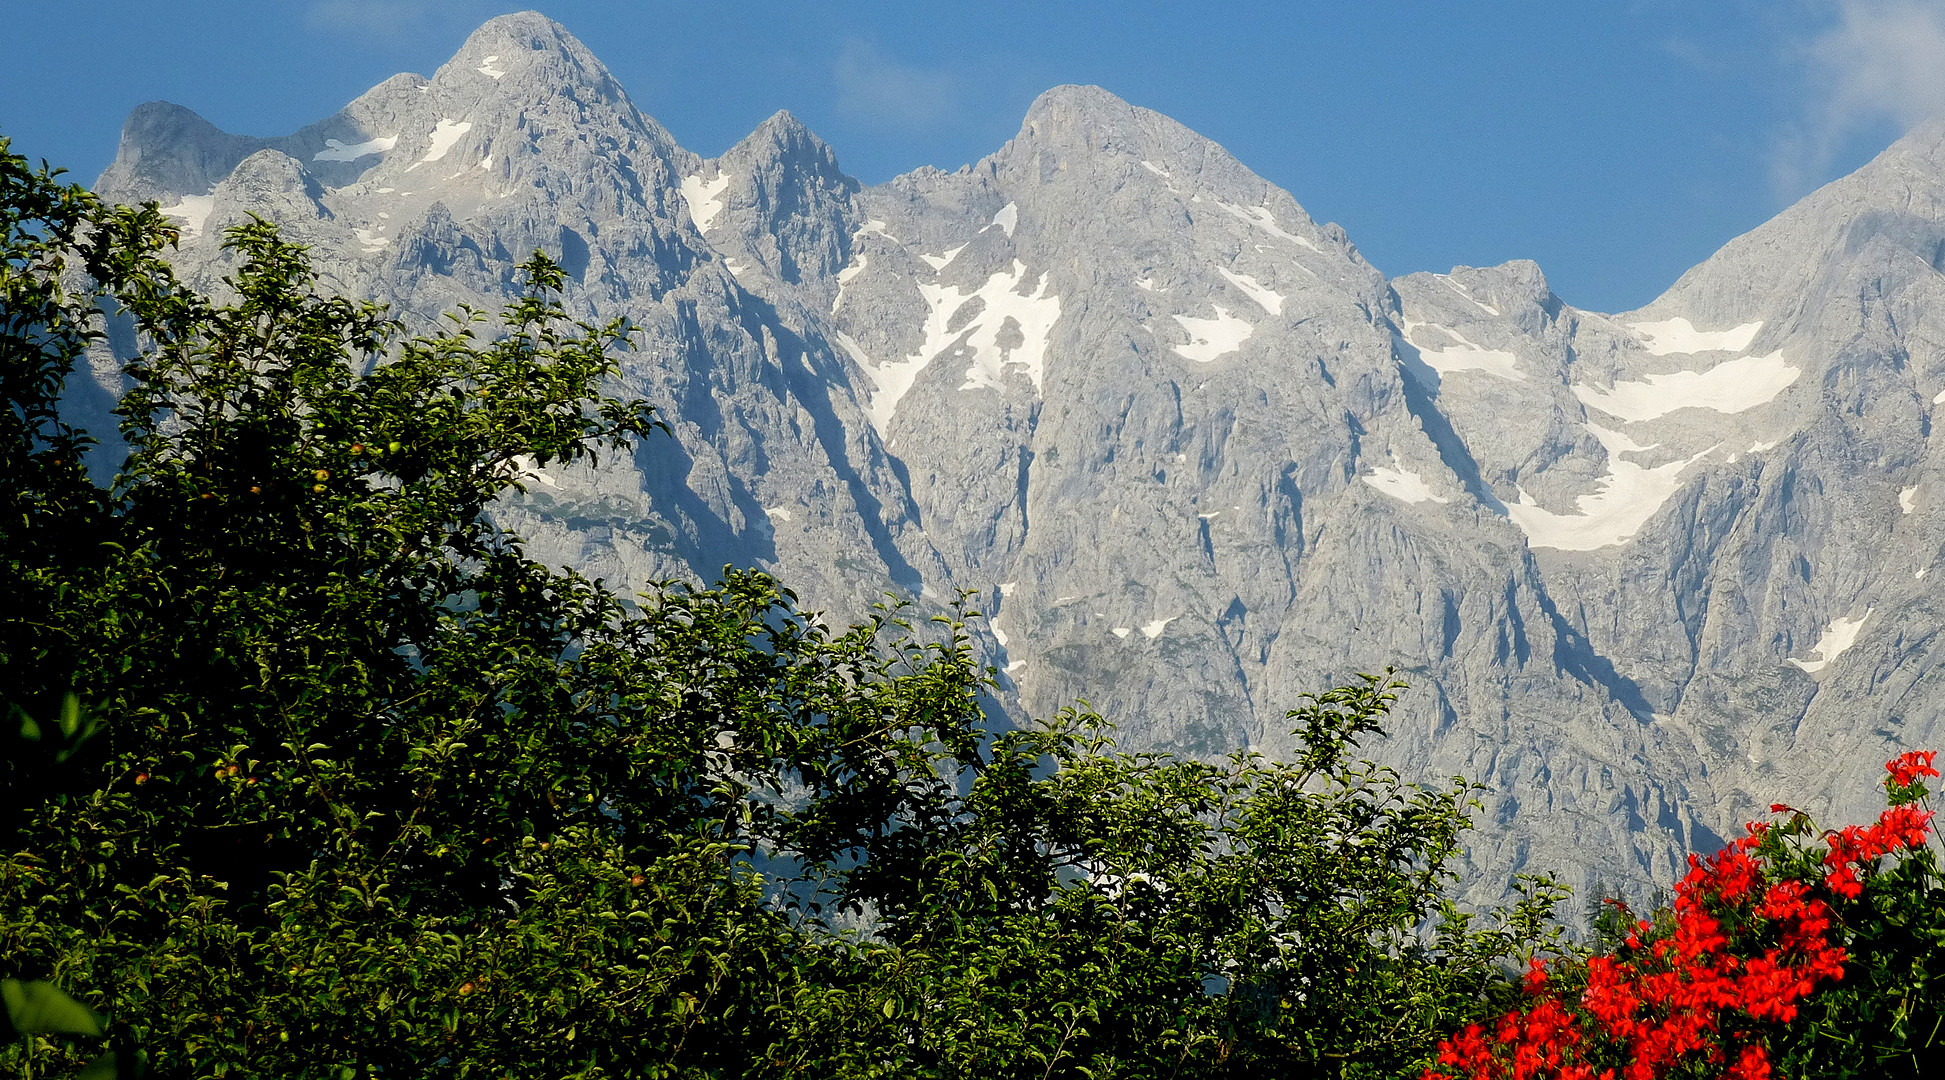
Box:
1773;0;1945;195
833;40;958;130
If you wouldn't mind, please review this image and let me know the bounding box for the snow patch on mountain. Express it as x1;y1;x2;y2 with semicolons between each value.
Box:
420;119;472;163
1628;317;1763;356
1788;610;1873;674
858;261;1061;434
1442;276;1500;315
1172;306;1253;362
680;172;731;232
921;245;967;272
833;254;867;312
314;135;397;162
1363;464;1450;505
946;261;1062;395
1214;200;1322;253
1571;351;1799;422
1218;268;1284;315
1401;321;1526;382
159;194;215;238
1505;425;1711;550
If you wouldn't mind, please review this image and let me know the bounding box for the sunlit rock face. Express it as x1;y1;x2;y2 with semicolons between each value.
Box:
90;11;1945;910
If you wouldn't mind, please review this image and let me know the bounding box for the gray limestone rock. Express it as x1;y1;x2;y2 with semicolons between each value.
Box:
82;11;1945;913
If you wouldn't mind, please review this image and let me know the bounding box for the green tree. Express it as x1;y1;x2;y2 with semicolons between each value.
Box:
2;135;1553;1080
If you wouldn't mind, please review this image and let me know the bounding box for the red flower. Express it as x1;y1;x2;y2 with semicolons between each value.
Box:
1886;750;1939;787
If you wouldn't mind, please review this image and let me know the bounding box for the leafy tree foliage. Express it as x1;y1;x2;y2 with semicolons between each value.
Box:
2;136;1556;1079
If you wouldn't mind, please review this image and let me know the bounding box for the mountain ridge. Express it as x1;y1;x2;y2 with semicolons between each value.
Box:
82;11;1945;910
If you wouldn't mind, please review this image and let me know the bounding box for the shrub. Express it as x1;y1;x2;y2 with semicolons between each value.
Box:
1425;751;1945;1080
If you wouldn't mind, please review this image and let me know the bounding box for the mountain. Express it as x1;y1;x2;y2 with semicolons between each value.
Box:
84;11;1945;909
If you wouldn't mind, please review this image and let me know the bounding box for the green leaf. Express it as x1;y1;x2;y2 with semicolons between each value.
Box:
13;702;42;742
2;979;106;1037
79;1049;145;1080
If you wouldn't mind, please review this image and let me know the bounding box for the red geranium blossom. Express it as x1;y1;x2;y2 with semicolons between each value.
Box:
1887;750;1939;788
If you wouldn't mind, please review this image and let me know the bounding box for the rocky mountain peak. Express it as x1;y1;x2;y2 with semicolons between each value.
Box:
94;101;267;206
84;14;1945;917
440;10;614;88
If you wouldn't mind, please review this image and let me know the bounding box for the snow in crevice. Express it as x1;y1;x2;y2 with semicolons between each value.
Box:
990;202;1018;237
1218;267;1284;315
723;257;752;281
832;328;871;375
857;261;1062;434
1627;317;1763;355
920;244;967;272
1005;659;1027;674
1901;486;1919;514
419;119;472;163
159;194;216;238
1140;160;1169;177
1441;275;1500;315
1787;609;1873;674
1399;319;1526;381
1504;425;1713;551
477;55;506;78
353;228;390;252
855;218;896;242
1140;616;1177;640
680;171;732;232
1112;627;1132;639
764;506;793;523
991;616;1009;648
832;254;867;312
1213;199;1323;253
948;262;1062;395
1362;463;1450;505
999;581;1018;597
314;135;398;162
1935;388;1945;405
1135;276;1163;292
1172;305;1253;362
1571;351;1799;422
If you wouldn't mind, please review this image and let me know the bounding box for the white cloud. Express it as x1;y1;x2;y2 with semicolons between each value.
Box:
834;40;958;129
1774;1;1945;194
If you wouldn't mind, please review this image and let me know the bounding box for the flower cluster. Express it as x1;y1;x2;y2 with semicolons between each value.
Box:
1820;803;1933;898
1425;751;1940;1080
1886;750;1939;788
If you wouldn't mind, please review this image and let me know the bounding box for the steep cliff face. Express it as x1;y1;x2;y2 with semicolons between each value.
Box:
87;11;1945;907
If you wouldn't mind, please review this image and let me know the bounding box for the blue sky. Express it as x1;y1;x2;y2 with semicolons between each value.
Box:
3;1;1941;311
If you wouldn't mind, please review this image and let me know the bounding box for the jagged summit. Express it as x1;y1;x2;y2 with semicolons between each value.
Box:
95;102;267;205
431;10;629;103
82;12;1945;916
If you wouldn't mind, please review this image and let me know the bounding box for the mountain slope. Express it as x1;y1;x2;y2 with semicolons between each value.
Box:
85;11;1945;908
